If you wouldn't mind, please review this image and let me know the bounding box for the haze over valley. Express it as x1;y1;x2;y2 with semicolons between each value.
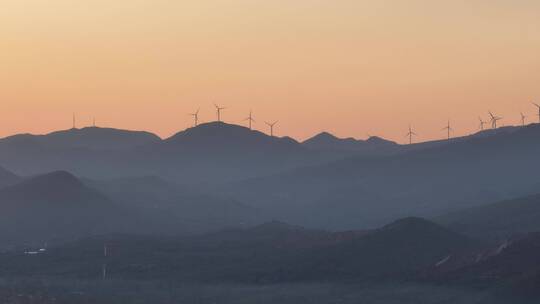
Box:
2;0;540;302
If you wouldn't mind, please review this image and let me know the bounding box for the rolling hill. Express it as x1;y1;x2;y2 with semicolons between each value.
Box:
225;124;540;230
0;171;129;244
0;123;340;184
437;193;540;240
0;217;473;283
302;132;398;155
84;175;259;234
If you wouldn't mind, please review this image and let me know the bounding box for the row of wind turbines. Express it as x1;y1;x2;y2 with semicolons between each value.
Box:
190;103;540;145
189;104;278;136
405;102;540;144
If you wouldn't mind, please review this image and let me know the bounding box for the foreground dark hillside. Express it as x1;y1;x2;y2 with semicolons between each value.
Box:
0;217;538;303
0;218;475;283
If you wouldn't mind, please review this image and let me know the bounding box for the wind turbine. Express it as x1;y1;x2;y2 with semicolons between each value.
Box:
93;117;96;128
442;120;453;140
533;102;540;123
488;111;502;129
244;110;256;130
406;125;417;145
521;112;527;126
214;104;226;122
265;121;278;137
478;117;487;131
189;108;200;127
72;113;76;129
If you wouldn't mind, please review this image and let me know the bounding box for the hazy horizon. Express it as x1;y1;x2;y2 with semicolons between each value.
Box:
1;1;539;142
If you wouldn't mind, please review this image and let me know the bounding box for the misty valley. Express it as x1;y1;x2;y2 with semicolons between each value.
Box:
0;122;539;303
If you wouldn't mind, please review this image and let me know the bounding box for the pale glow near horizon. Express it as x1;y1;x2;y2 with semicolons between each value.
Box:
1;1;539;143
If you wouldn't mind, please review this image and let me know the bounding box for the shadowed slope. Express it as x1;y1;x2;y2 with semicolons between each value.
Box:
0;171;128;244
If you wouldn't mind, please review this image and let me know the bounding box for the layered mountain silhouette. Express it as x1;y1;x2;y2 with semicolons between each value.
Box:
0;171;128;244
275;217;475;281
227;124;540;230
0;127;160;150
302;131;398;154
0;123;338;184
84;175;259;234
163;122;301;152
437;192;540;240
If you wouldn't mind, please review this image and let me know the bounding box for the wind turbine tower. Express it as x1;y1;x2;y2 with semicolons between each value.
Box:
72;113;76;129
214;104;226;122
189;108;200;127
478;117;486;131
265;121;278;137
406;125;417;145
244;110;256;130
442;120;453;140
488;111;502;129
521;112;527;126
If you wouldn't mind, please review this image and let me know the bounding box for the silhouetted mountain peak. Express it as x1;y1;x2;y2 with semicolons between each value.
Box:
303;131;396;153
306;132;353;143
0;171;108;205
164;122;301;150
366;135;397;146
0;127;161;150
11;171;86;195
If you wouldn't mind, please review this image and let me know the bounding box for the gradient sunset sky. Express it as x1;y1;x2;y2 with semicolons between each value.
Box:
1;1;539;142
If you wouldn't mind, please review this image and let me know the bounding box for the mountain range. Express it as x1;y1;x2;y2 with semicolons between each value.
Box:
224;124;540;230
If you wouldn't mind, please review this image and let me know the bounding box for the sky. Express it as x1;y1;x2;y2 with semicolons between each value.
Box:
1;0;539;143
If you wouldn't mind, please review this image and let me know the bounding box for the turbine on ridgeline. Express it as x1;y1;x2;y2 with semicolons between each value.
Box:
244;110;256;130
478;117;487;131
214;104;226;122
189;108;200;127
488;111;502;129
521;112;527;126
265;121;278;137
442;120;453;140
406;125;417;145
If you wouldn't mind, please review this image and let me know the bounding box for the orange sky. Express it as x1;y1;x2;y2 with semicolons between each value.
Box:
1;1;539;143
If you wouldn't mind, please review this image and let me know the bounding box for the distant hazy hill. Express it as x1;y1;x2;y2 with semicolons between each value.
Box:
437;193;540;240
0;123;338;184
0;171;128;244
0;127;161;150
302;131;398;154
0;166;20;189
276;217;474;281
163;122;301;153
228;124;540;230
84;175;259;234
132;122;335;184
